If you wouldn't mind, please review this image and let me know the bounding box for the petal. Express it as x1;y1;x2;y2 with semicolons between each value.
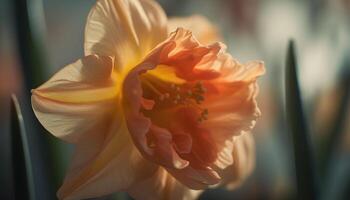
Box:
168;15;220;45
215;56;265;83
167;166;221;190
58;119;157;200
214;138;235;169
173;133;192;154
121;28;263;190
128;168;203;200
203;81;260;143
149;28;223;81
220;132;256;189
149;125;190;169
31;55;118;143
32;56;157;200
122;60;190;170
85;0;167;70
200;58;265;163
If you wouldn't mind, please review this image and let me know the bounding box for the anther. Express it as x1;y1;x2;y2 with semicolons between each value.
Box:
195;95;204;104
195;81;202;89
203;109;208;115
199;86;207;93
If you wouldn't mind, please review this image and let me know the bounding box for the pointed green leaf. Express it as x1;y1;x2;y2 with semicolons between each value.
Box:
10;95;35;200
11;0;69;191
285;40;319;200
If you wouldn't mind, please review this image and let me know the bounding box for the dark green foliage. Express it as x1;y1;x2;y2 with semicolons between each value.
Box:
285;41;319;200
10;95;35;200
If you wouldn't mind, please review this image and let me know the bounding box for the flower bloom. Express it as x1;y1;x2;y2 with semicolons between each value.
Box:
31;0;265;199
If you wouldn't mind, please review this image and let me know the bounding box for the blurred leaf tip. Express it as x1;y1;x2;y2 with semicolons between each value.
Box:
10;94;35;200
285;40;319;200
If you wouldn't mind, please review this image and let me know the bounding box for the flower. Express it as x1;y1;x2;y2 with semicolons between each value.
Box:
31;0;265;199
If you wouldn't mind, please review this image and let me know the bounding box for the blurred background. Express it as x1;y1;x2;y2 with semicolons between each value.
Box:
0;0;349;199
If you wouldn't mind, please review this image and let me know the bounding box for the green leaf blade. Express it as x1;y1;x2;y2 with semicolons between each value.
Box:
10;95;35;200
285;40;319;200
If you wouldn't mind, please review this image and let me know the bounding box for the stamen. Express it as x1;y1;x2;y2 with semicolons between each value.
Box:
142;77;210;123
197;108;209;122
194;95;204;104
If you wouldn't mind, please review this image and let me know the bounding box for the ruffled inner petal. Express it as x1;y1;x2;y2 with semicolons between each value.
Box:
122;28;264;189
201;59;264;170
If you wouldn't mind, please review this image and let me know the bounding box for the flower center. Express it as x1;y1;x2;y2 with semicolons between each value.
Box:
140;72;209;122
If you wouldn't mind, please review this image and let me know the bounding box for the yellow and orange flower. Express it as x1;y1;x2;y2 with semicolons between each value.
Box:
31;0;265;199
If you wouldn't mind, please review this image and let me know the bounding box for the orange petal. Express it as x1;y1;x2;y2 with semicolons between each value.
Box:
200;57;264;164
122;61;190;170
122;28;263;190
148;28;223;81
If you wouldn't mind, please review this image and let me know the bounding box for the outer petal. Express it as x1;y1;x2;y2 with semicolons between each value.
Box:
128;167;202;200
58;119;157;200
85;0;167;70
168;15;220;45
32;55;158;199
31;55;118;143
